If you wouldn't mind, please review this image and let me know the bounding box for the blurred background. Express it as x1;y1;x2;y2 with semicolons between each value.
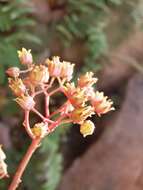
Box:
0;0;143;189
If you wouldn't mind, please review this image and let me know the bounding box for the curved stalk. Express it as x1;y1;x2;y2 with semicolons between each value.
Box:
8;137;41;190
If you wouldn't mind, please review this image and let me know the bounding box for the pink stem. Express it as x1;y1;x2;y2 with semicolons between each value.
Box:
8;137;41;190
48;115;65;132
45;95;49;118
49;101;69;118
23;111;35;139
48;87;61;97
32;108;54;124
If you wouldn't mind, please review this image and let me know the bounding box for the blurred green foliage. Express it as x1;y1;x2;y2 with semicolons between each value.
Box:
0;0;41;84
0;0;140;190
57;0;122;72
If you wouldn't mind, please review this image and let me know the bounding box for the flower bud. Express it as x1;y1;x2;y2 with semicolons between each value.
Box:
15;95;35;110
6;67;20;78
29;65;49;85
80;120;95;137
32;122;48;138
0;146;8;179
8;78;26;96
18;48;33;65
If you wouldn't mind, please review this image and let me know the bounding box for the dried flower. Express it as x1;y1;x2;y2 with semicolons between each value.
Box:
0;146;8;179
60;61;74;81
46;56;62;77
8;78;26;96
15;95;35;110
78;72;98;88
70;106;94;124
0;146;6;160
80;120;95;137
18;48;33;65
6;67;20;78
29;65;49;85
91;91;115;116
32;122;48;138
46;57;74;81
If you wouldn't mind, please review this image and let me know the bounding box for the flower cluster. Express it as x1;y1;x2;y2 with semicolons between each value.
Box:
6;48;114;139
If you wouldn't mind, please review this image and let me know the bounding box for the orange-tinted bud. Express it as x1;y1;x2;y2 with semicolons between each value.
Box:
15;95;35;110
80;120;95;137
0;146;8;179
91;91;115;116
6;67;20;78
78;72;98;88
8;78;26;96
29;65;49;85
32;122;48;138
70;106;94;124
18;48;33;65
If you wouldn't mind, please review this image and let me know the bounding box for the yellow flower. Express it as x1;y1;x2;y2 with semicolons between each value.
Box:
63;83;87;108
8;78;26;96
6;67;20;78
70;106;94;124
80;120;95;137
15;95;35;110
18;48;33;65
78;72;98;88
91;91;115;116
29;65;49;85
32;122;48;138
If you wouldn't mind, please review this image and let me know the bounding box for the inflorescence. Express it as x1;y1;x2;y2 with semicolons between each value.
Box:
3;48;114;181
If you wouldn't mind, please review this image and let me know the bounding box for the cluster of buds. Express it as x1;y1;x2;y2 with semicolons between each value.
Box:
0;146;8;179
6;48;114;140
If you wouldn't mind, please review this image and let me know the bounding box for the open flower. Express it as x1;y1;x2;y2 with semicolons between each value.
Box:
18;48;33;65
91;91;115;116
15;95;35;110
6;67;20;78
32;122;48;138
8;78;26;96
29;65;49;85
70;106;94;124
80;120;95;137
0;146;8;179
63;83;87;108
78;72;98;88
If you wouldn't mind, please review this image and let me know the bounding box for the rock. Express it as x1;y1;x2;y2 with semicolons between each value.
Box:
98;31;143;91
58;74;143;190
0;124;11;148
